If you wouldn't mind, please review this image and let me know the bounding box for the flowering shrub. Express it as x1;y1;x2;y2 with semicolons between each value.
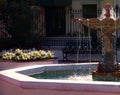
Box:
1;52;15;60
1;49;55;61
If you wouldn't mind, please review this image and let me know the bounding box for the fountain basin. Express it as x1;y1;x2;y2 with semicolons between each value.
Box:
0;63;120;95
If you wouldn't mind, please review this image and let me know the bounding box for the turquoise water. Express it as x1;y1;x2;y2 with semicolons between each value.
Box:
28;69;120;82
29;69;91;80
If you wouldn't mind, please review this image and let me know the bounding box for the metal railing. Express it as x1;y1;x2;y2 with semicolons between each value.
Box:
39;37;101;50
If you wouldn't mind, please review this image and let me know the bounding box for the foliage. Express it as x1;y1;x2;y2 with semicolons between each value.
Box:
1;52;15;60
2;0;37;46
0;0;7;20
6;0;33;42
1;49;55;61
0;0;43;46
0;0;7;10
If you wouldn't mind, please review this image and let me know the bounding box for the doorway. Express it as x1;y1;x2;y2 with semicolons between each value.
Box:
45;7;66;37
82;4;99;49
82;4;97;18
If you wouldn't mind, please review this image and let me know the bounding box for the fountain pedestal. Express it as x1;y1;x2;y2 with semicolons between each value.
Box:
92;70;120;81
92;51;120;81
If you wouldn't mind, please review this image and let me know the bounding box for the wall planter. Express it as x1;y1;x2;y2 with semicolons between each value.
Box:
0;58;57;71
0;49;57;71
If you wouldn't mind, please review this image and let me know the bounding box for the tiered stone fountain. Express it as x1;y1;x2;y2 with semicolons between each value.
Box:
74;3;120;81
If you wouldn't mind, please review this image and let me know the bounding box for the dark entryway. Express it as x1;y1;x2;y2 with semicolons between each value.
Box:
82;4;97;37
82;4;97;18
45;7;66;37
82;4;99;49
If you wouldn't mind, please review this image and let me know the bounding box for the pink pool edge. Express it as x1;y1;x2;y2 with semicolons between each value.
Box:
0;63;120;95
0;59;56;71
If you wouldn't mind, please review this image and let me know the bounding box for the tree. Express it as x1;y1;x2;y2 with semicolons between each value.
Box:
6;0;34;45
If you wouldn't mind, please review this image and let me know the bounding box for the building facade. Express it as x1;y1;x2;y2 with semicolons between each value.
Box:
30;0;120;51
35;0;120;37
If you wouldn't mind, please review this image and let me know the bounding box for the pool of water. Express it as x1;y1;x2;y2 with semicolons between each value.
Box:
29;69;92;81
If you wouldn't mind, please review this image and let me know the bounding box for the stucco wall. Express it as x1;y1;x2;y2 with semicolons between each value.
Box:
72;0;102;9
115;0;120;6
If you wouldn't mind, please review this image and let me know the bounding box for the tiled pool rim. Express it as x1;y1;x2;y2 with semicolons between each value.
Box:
0;63;120;94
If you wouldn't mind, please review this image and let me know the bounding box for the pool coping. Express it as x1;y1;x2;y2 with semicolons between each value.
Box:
0;63;120;93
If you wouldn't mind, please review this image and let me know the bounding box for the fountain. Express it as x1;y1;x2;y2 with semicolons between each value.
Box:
0;3;120;95
74;3;120;81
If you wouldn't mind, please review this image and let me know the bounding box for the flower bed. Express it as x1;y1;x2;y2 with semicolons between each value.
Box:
0;49;57;71
1;49;55;61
